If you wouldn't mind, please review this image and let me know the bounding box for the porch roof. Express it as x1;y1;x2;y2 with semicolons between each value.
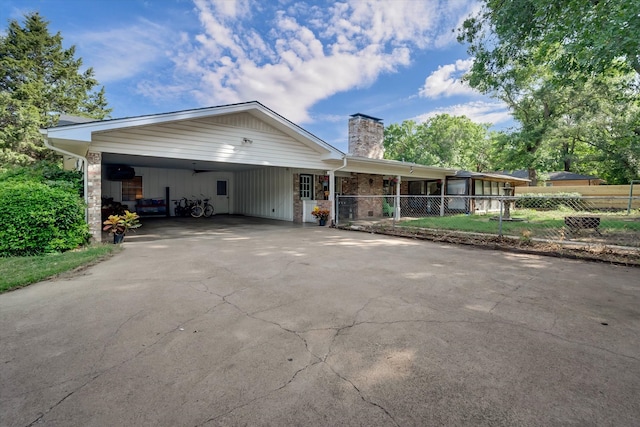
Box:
327;155;455;179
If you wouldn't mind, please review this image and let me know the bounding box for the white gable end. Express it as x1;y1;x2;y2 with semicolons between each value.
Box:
91;112;330;169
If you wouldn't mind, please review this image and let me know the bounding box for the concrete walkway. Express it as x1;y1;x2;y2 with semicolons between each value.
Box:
2;217;640;426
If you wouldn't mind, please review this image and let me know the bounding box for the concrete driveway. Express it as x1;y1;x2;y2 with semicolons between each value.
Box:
2;217;640;426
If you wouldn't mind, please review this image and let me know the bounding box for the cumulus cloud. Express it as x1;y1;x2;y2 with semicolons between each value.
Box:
419;58;477;99
414;101;513;126
155;0;476;123
69;0;479;123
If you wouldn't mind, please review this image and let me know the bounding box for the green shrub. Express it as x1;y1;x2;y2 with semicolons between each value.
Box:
0;181;90;256
0;162;83;194
515;192;583;210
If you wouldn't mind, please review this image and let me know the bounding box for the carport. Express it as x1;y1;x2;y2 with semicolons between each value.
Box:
43;102;344;241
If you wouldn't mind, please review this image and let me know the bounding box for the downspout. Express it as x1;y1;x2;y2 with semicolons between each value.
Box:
328;155;348;225
43;136;89;222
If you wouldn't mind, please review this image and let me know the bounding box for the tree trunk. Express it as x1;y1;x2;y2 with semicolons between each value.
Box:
528;167;537;186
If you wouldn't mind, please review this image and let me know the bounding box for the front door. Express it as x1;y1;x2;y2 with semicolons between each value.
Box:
214;179;229;214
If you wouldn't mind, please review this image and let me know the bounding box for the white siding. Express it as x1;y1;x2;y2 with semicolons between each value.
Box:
102;166;234;215
235;167;293;221
92;112;328;170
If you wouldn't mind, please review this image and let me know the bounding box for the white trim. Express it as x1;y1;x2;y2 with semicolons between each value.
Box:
44;102;343;160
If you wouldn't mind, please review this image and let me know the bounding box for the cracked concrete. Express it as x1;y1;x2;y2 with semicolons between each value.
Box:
1;216;640;426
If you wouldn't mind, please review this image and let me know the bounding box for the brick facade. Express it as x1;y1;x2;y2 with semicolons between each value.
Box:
293;173;302;223
336;173;389;218
86;151;103;242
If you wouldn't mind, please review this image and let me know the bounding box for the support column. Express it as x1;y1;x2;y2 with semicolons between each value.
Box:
328;170;335;223
440;178;446;217
292;173;302;223
86;152;102;242
395;175;401;221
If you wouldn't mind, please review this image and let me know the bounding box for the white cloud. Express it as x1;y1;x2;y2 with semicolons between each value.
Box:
74;19;173;83
70;0;478;122
153;0;477;123
419;58;477;99
414;101;513;126
433;0;482;48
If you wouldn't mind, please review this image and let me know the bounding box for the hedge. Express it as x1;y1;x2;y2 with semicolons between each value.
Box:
0;181;90;256
515;192;584;210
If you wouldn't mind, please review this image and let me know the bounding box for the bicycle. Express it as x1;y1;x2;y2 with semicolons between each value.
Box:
191;196;214;218
174;197;195;217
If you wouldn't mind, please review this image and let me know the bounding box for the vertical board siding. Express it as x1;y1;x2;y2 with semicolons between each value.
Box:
102;166;234;215
101;165;292;220
235;167;293;221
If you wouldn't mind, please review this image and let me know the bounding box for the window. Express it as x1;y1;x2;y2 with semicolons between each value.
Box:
409;181;423;195
217;180;227;196
475;180;484;195
122;176;142;201
300;174;313;200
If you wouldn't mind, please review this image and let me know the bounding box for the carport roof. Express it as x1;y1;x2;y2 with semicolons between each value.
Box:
43;101;343;160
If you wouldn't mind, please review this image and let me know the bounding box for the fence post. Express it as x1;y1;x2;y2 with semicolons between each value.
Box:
498;198;504;237
629;180;640;215
335;195;340;226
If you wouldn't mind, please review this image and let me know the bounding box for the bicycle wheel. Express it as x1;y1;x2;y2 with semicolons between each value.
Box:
203;203;214;217
191;205;204;218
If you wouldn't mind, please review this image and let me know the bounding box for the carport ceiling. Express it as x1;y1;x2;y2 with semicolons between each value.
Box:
102;153;264;173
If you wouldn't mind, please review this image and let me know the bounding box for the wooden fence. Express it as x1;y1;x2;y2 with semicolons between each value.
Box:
514;185;639;210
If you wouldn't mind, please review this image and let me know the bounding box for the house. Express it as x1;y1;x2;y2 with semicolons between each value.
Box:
43;102;455;241
501;170;604;186
542;171;604;186
442;170;530;213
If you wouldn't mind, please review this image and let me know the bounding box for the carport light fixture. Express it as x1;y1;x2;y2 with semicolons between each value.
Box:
410;166;414;174
242;137;253;144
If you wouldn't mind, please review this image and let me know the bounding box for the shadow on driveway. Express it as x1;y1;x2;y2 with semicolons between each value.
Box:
3;217;640;426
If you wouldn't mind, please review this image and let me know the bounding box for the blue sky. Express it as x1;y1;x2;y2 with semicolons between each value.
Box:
1;0;512;152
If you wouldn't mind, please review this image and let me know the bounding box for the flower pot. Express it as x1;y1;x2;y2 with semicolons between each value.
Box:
318;219;326;226
113;233;125;244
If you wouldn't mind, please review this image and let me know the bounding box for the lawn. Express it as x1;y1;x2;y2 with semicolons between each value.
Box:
398;208;640;241
0;244;120;293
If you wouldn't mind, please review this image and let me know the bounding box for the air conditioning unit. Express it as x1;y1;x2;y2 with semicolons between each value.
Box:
107;165;135;180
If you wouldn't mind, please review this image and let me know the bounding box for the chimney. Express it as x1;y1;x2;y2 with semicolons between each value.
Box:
348;113;384;159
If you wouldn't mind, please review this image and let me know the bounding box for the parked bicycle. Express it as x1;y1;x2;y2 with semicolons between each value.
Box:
174;197;194;217
190;195;215;218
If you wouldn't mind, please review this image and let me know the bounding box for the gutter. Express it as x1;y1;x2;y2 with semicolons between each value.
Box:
43;134;89;222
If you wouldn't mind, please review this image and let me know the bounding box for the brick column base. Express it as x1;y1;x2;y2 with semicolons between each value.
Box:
86;152;102;242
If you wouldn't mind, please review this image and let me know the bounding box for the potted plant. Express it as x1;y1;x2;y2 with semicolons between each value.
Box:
103;210;141;243
311;206;330;226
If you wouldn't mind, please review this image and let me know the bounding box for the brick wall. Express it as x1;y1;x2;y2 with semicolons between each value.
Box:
86;151;102;242
292;173;302;223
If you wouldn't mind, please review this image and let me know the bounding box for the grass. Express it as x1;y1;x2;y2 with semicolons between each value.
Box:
0;244;120;293
398;208;640;238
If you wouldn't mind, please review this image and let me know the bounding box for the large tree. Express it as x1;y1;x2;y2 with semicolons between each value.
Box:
383;114;494;171
458;0;640;79
458;0;640;184
0;13;111;165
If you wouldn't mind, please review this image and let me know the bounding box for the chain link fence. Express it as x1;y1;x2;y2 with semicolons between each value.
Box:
336;195;640;264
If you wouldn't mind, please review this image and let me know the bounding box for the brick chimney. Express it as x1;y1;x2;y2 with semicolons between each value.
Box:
348;113;384;159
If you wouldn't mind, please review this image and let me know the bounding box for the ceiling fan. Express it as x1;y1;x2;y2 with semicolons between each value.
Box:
191;162;216;174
